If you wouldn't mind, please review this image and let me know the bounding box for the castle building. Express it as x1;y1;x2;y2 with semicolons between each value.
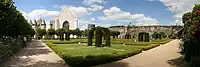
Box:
29;17;46;30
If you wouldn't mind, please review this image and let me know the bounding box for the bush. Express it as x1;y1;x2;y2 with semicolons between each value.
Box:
138;32;149;42
0;36;25;63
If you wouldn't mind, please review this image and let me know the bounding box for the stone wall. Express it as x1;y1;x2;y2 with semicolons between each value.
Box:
109;25;182;38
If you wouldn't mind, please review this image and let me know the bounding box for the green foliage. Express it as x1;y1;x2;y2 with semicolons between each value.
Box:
111;31;120;38
88;28;94;46
56;28;65;41
36;28;46;39
81;30;88;37
180;4;200;64
0;36;25;63
144;33;149;42
138;32;149;42
95;27;103;47
102;28;111;47
44;41;142;67
0;0;34;63
47;29;56;36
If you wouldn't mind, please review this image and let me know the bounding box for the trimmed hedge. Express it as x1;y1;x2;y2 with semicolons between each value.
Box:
45;42;142;67
50;40;80;44
137;44;160;51
138;32;149;42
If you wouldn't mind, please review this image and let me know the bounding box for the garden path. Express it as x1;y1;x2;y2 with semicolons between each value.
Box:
2;40;69;67
94;39;183;67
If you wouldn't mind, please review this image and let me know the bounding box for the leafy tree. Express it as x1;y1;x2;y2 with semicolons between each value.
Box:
36;28;46;39
56;28;65;41
47;29;56;39
0;0;34;39
111;31;120;38
64;30;70;40
179;4;200;65
74;28;81;38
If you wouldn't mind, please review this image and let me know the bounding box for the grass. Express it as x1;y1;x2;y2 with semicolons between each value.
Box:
44;38;173;67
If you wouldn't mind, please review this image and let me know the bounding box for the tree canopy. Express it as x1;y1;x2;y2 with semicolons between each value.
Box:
0;0;35;38
180;4;200;63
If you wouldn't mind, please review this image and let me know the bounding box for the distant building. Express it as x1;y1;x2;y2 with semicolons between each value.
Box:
29;17;46;30
50;7;78;30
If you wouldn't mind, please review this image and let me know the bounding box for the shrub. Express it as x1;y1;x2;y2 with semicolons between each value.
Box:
138;32;149;42
88;29;94;46
0;36;25;63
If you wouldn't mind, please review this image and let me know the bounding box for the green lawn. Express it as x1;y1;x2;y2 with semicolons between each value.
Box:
44;38;172;67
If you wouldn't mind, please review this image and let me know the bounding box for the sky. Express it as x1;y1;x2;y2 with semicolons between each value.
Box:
15;0;200;30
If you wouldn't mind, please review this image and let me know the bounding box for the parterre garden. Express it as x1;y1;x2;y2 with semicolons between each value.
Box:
44;38;172;67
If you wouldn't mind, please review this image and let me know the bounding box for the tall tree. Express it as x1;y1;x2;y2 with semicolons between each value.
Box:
180;4;200;65
47;29;56;39
36;28;46;39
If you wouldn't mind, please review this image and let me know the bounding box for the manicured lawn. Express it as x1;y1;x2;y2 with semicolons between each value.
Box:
44;38;172;67
45;42;143;67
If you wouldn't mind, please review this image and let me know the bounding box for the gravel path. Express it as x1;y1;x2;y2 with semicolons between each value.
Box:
2;40;69;67
94;39;183;67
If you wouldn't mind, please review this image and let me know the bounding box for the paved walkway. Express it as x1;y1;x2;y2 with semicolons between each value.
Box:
94;39;183;67
2;40;69;67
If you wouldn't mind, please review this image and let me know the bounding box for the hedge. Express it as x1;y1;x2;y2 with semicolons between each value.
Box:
45;42;142;67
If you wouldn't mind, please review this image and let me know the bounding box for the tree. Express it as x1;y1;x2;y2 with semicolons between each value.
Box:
180;4;200;65
47;29;56;39
74;28;81;38
64;30;70;40
36;28;46;39
56;28;65;41
111;31;120;38
0;0;35;41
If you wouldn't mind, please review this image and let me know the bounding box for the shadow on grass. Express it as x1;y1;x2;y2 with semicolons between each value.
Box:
167;57;184;67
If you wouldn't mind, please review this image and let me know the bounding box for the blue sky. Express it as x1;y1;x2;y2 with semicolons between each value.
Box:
15;0;200;29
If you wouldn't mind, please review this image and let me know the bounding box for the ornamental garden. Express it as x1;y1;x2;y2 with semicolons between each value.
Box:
1;0;200;67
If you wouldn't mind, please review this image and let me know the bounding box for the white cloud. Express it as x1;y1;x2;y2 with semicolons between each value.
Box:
68;6;89;17
28;9;60;20
19;10;30;20
90;18;96;21
53;5;90;17
87;4;104;11
78;20;95;30
148;0;155;1
160;0;200;25
83;0;104;5
99;7;159;25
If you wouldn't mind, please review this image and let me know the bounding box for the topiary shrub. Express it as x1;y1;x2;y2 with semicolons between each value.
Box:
138;32;149;42
87;29;94;46
144;33;149;42
95;27;103;47
102;28;111;47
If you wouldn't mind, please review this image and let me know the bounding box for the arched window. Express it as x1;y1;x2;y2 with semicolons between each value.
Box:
63;21;69;30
